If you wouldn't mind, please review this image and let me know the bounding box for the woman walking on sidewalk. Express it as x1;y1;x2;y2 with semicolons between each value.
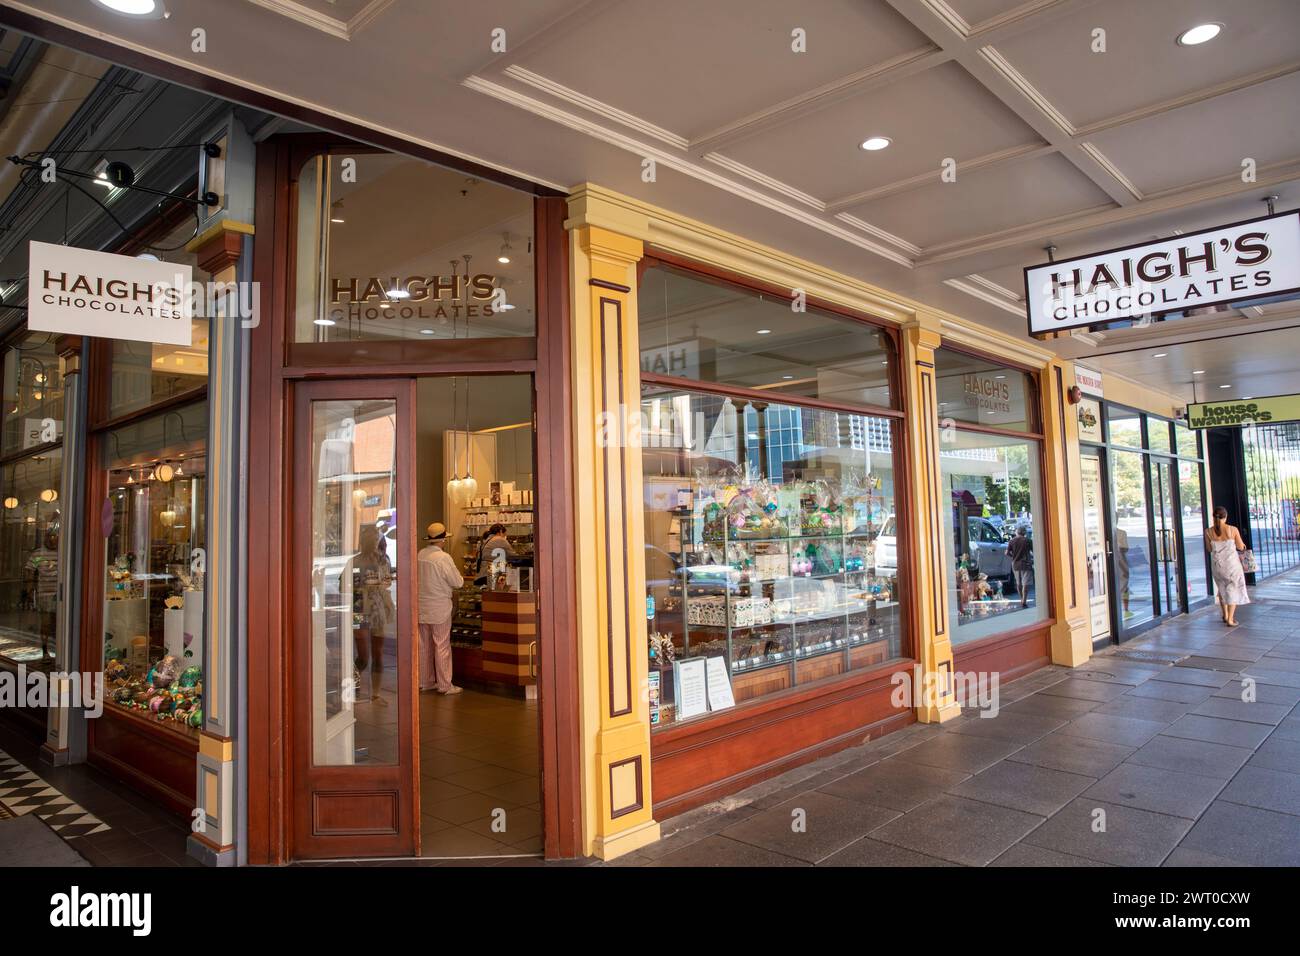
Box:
1206;505;1249;626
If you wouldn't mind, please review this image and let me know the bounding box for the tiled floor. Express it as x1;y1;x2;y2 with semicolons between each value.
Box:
418;688;542;858
610;570;1300;867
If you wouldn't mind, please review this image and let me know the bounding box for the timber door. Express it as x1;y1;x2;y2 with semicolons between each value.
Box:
291;379;418;858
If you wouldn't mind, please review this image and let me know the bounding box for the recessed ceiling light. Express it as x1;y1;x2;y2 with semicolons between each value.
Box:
1177;23;1222;46
995;374;1007;379
419;329;435;335
782;375;794;380
1153;352;1167;358
91;0;167;17
1218;384;1232;389
380;302;392;309
497;255;511;264
386;287;410;300
1193;369;1205;374
330;217;345;224
313;318;335;327
756;329;772;335
860;136;891;151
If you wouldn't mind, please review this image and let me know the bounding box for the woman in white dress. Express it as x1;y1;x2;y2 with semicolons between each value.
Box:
1205;506;1249;626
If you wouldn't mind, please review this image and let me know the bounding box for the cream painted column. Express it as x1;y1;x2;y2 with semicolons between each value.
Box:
1042;359;1092;666
901;314;961;723
568;222;660;860
187;220;252;865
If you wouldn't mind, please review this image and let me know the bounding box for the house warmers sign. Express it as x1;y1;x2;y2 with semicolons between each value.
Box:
28;240;193;346
1024;211;1300;337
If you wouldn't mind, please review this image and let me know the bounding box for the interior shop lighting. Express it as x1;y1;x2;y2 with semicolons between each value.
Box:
498;235;513;264
1153;353;1167;358
40;489;57;503
313;317;336;326
91;0;169;18
756;328;772;335
1219;384;1233;389
3;497;16;510
155;462;175;482
1193;369;1205;374
1177;23;1222;46
860;136;891;151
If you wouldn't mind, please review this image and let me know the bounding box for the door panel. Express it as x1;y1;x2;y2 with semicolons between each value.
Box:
1152;459;1183;618
292;379;418;858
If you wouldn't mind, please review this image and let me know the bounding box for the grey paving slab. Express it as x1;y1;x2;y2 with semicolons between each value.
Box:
990;843;1112;866
1189;696;1291;725
1269;717;1300;742
1246;735;1300;773
647;834;810;867
1126;735;1254;780
948;759;1095;817
891;732;1025;775
1240;667;1300;688
1147;667;1236;688
944;710;1065;744
1038;678;1131;703
1177;801;1300;866
1125;680;1217;704
1007;732;1136;777
817;759;970;812
720;792;899;864
1022;798;1191;866
1082;763;1226;820
1091;695;1192;724
1252;655;1300;673
1217;766;1300;816
1002;694;1101;719
869;795;1045;867
1058;713;1168;748
819;837;959;867
1161;714;1273;749
1210;680;1300;706
1163;847;1255;867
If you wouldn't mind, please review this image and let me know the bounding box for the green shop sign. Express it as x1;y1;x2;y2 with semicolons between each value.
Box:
1186;393;1300;429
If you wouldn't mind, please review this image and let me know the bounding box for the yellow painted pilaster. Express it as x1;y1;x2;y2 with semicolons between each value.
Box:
902;314;961;723
568;222;660;860
1042;360;1092;666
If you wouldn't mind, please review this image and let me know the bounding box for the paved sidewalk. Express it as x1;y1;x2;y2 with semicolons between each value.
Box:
617;572;1300;867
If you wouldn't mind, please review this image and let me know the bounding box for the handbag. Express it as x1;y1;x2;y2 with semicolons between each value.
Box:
1239;549;1258;574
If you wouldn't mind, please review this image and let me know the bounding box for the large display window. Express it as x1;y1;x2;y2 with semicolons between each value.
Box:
934;348;1047;643
99;400;207;738
638;264;903;727
1242;423;1300;579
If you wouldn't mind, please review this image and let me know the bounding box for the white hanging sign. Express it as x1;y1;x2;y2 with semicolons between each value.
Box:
28;240;193;346
1024;211;1300;337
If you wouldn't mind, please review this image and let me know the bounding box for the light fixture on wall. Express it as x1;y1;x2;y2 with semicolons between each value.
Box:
90;0;169;19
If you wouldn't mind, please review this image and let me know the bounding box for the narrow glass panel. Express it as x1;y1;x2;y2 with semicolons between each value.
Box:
310;398;400;765
1111;449;1154;630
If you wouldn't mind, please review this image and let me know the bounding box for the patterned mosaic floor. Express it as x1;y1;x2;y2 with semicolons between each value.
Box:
0;750;111;840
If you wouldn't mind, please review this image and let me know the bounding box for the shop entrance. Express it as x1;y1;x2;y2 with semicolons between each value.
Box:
290;375;540;859
1151;457;1185;620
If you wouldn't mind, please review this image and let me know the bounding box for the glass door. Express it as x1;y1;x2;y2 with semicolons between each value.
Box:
291;379;418;858
1151;458;1183;619
1110;448;1154;636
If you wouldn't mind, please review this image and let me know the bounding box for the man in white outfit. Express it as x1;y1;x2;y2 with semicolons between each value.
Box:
418;523;464;694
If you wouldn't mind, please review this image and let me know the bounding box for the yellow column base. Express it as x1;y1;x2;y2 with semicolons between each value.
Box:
918;701;964;723
593;819;662;861
1051;616;1093;667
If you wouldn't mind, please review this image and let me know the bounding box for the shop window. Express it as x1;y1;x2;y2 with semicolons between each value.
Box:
101;401;207;737
939;431;1047;641
1111;449;1155;628
1147;418;1172;454
1;334;66;456
1243;424;1300;579
0;448;63;673
1108;410;1143;448
933;348;1035;432
294;153;535;343
106;225;212;420
1175;422;1199;458
641;383;902;726
1179;459;1209;601
639;265;894;409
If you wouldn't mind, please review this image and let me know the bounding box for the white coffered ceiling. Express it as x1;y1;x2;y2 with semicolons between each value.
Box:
9;0;1300;400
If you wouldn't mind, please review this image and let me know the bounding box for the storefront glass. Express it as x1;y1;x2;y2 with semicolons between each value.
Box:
939;431;1047;641
1109;410;1143;449
638;265;902;727
934;349;1045;644
638;264;892;407
294;153;535;343
101;401;208;738
1111;448;1154;629
0;447;62;673
1;333;66;455
1179;458;1208;602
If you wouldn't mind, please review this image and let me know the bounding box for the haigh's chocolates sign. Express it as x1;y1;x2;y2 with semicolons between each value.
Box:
1187;393;1300;429
1024;211;1300;337
329;273;503;323
28;240;193;346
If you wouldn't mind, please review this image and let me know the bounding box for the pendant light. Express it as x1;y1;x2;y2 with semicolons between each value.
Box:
446;260;465;502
